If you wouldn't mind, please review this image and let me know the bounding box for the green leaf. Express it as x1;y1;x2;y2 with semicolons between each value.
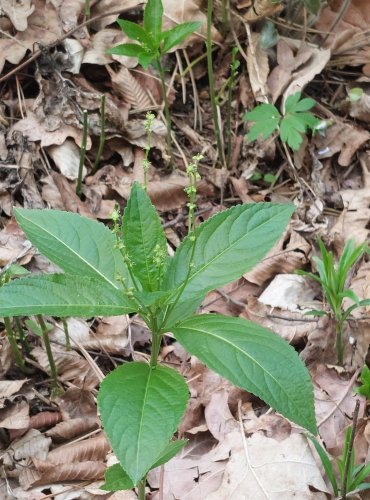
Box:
163;203;294;302
102;440;187;492
144;0;163;44
0;274;136;317
304;0;321;14
307;435;338;496
172;314;317;434
14;209;129;290
161;22;202;53
122;182;168;292
280;116;305;150
244;103;281;142
102;464;134;492
98;362;189;485
117;19;153;48
107;43;146;58
351;462;370;490
138;51;157;68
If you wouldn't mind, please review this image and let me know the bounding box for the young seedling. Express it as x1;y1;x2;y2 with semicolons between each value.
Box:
244;91;320;151
108;0;201;160
0;172;317;495
308;401;370;498
355;365;370;400
297;239;370;366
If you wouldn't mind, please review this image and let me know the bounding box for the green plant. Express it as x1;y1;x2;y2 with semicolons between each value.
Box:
108;0;201;159
0;177;317;495
308;402;370;498
244;91;320;151
297;239;370;366
76;109;88;197
355;365;370;399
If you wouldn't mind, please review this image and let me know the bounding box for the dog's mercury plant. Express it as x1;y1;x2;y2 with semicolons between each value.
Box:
0;180;317;495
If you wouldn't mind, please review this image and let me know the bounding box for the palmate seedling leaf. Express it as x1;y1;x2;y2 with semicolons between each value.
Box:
172;314;317;434
102;440;187;491
244;103;281;142
0;274;136;317
280;92;319;150
163;203;294;304
122;182;168;292
161;22;202;53
14;208;130;290
144;0;163;45
98;362;188;485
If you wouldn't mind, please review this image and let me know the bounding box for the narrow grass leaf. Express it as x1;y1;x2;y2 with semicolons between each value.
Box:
98;362;188;485
0;274;136;317
173;314;317;434
14;209;130;289
307;435;338;496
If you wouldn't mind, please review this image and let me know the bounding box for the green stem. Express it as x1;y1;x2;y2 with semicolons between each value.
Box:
37;315;60;395
157;58;172;161
91;94;106;175
207;0;224;167
150;332;162;368
76;109;88;197
335;320;345;366
342;399;360;499
4;317;33;374
15;317;31;355
220;0;229;37
226;50;238;168
137;477;146;500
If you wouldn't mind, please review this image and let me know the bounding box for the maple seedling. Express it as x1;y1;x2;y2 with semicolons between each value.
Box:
297;238;370;366
0;164;317;495
108;0;201;159
244;91;320;151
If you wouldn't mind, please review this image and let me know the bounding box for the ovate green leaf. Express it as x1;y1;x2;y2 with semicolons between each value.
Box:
144;0;163;44
98;362;189;485
173;314;317;434
14;209;129;289
117;19;153;47
122;182;167;291
107;43;146;59
0;274;136;317
163;203;294;301
161;22;202;53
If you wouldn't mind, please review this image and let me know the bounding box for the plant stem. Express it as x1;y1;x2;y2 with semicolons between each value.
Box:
207;0;224;167
335;321;345;366
4;317;33;374
91;94;106;174
76;109;88;197
137;477;146;500
37;315;60;395
150;332;162;368
226;49;238;168
15;317;31;355
220;0;229;37
157;58;172;161
342;399;360;499
62;318;71;351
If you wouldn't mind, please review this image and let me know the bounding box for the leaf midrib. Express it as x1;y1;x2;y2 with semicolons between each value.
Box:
21;214;119;290
176;324;309;424
178;206;290;291
136;366;152;478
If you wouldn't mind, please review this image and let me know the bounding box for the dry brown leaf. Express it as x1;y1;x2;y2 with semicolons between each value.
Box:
56;387;97;421
57;0;85;33
3;429;51;466
314;121;370;167
83;28;124;66
204;432;328;499
43;434;109;466
244;295;319;345
0;399;29;430
316;0;370;33
346;89;370;123
0;380;28;404
51;171;95;217
1;0;35;31
244;229;311;285
0;217;33;267
204;389;239;441
47;139;88;181
201;278;259;316
46;417;98;442
246;33;269;100
31;345;99;390
0;334;13;378
90;0;142;31
312;363;365;450
108;67;152;109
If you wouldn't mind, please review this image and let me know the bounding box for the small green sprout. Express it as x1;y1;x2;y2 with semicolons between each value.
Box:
244;92;320;150
355;365;370;399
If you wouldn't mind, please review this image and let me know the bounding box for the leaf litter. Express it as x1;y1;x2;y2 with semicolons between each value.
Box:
1;0;370;498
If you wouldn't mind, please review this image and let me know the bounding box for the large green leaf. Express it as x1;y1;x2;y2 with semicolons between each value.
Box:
102;440;187;491
163;203;294;300
14;209;130;289
0;274;136;317
98;362;188;485
172;314;317;434
144;0;163;44
122;182;167;292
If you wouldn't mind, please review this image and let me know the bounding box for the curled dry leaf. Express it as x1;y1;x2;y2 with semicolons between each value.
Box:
0;380;28;405
47;140;87;181
31;346;99;390
0;399;29;430
46;417;99;442
242;0;283;21
3;429;51;466
1;0;35;31
0;334;13;378
244;230;311;285
41;434;110;466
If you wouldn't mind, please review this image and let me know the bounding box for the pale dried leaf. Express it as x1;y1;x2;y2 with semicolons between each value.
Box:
46;417;99;441
0;334;13;378
42;434;110;466
109;67;151;109
83;29;123;66
246;33;269;100
3;429;51;466
1;0;35;31
0;399;29;430
204;432;328;499
243;0;283;21
47;140;87;181
0;380;28;403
